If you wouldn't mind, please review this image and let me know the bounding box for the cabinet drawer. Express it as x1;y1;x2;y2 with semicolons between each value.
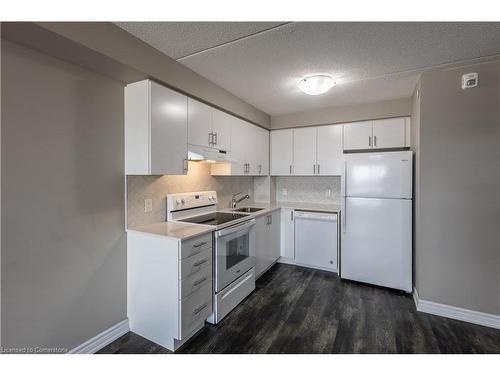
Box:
180;265;212;299
180;281;212;339
181;233;212;259
180;248;212;279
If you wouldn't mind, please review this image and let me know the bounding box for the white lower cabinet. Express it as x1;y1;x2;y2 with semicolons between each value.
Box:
280;208;295;260
127;231;213;352
254;210;281;278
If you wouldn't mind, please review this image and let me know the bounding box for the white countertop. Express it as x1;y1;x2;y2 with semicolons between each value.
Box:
127;221;214;241
127;201;340;240
220;201;341;217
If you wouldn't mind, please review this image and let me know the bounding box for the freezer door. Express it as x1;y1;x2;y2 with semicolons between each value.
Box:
341;197;412;292
344;151;412;199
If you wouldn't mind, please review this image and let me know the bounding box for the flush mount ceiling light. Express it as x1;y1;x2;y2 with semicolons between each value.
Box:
297;75;336;96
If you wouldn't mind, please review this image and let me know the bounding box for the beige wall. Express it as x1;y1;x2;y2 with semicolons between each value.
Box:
270;98;411;129
415;60;500;315
1;40;126;350
410;81;421;290
1;22;270;129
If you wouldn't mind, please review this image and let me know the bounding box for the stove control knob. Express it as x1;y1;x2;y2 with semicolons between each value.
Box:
181;199;186;205
175;199;181;205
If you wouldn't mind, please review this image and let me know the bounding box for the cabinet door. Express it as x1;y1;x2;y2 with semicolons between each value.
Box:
254;215;269;278
292;127;317;175
270;129;293;175
150;81;188;175
280;208;295;259
212;109;232;151
255;127;269;175
372;118;406;149
317;124;343;175
188;98;212;148
268;211;281;264
343;121;373;150
230;118;248;176
246;123;260;176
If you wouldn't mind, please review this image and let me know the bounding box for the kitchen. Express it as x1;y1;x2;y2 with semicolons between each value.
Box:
1;14;500;366
123;78;413;351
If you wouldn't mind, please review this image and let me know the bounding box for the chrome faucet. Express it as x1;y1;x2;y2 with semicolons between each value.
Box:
231;192;250;209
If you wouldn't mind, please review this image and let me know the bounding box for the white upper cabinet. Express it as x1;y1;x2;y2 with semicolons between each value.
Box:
372;117;408;149
188;99;232;152
343;117;410;151
270;125;343;176
271;129;294;175
187;98;213;149
214;118;269;176
293;127;317;176
317;124;343;175
343;121;373;151
255;126;270;175
212;109;232;151
125;80;188;175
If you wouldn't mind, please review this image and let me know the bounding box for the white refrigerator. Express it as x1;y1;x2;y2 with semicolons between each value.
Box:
340;151;412;292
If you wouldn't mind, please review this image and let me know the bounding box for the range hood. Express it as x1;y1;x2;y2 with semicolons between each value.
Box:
187;144;234;163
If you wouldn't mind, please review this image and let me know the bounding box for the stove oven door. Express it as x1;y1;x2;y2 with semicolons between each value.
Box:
215;219;256;292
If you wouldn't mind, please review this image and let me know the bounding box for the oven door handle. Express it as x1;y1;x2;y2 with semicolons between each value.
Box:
216;219;256;237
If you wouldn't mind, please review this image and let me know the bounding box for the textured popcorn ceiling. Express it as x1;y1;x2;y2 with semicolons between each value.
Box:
115;22;285;59
116;22;500;115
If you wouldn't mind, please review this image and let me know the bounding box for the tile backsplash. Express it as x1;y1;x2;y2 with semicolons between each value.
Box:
275;176;341;204
126;162;254;228
127;163;342;228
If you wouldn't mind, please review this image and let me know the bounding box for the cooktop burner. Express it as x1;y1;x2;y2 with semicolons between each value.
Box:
178;212;249;226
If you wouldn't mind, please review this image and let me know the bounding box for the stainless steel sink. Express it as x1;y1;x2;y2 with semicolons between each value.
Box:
233;207;265;213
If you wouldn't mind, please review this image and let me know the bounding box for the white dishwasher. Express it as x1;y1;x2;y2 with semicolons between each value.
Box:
294;210;338;272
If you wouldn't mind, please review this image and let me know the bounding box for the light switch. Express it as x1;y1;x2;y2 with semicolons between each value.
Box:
144;198;153;213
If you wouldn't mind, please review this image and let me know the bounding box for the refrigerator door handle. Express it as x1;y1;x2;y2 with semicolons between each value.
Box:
342;160;347;233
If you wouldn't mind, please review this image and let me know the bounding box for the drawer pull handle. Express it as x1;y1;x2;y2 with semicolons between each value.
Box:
193;241;207;248
193;277;207;286
193;303;208;315
193;259;208;267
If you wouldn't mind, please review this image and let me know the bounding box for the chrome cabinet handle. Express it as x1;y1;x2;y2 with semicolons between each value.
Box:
214;132;218;145
313;164;316;174
193;241;207;248
193;303;208;315
193;277;207;286
291;210;294;221
317;164;320;174
289;165;292;175
374;135;377;147
193;259;208;267
183;159;188;173
209;132;213;146
269;215;272;225
368;136;372;147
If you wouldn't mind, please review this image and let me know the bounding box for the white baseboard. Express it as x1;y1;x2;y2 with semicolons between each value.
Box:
68;319;130;354
413;288;500;330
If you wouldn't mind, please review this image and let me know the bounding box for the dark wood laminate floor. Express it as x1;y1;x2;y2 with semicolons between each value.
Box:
98;263;500;354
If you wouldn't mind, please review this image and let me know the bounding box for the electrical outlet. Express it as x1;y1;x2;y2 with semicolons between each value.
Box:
281;188;288;197
325;189;332;197
144;198;153;213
